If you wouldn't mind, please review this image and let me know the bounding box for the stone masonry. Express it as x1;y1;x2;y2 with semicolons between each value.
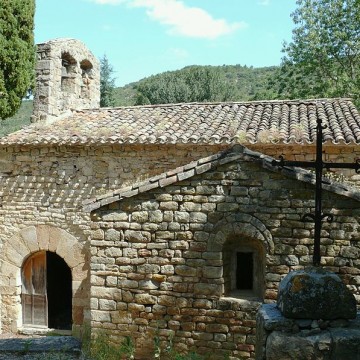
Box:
0;143;221;335
87;147;360;359
31;38;100;123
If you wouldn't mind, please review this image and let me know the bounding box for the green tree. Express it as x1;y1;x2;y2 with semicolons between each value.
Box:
135;66;236;105
100;54;116;107
0;0;35;119
279;0;360;104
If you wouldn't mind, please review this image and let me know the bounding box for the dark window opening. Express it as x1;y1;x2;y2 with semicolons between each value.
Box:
80;59;93;72
22;251;72;330
236;252;253;290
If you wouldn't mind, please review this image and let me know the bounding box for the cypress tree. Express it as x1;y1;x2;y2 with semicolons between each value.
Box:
0;0;35;119
100;54;116;107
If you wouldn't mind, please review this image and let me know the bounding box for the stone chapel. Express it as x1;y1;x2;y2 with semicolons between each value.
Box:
0;38;360;359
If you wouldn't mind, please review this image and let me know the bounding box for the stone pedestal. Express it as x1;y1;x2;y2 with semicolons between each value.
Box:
256;304;360;360
255;267;360;360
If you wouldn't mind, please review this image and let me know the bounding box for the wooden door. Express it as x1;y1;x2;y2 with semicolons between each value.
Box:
22;251;48;327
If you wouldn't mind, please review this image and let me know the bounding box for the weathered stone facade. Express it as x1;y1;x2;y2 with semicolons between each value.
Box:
0;144;222;335
86;147;360;359
0;141;359;358
0;38;360;360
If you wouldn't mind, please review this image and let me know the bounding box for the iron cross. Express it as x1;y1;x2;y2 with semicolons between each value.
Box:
272;117;360;266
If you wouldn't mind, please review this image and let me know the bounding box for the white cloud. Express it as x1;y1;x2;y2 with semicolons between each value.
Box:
90;0;246;39
131;0;245;39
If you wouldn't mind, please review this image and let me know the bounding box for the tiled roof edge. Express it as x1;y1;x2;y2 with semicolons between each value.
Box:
83;145;360;213
83;145;245;212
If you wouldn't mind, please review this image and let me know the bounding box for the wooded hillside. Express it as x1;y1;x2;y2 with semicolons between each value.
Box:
113;64;278;106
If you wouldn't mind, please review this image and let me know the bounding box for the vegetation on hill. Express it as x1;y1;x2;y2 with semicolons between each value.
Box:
0;100;32;137
113;65;278;106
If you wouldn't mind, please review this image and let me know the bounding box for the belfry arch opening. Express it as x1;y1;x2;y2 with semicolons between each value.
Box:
61;52;77;93
21;251;72;330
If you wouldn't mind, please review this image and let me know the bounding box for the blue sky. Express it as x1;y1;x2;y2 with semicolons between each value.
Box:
35;0;297;86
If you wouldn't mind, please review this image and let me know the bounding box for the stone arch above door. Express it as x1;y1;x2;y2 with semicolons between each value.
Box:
0;225;88;333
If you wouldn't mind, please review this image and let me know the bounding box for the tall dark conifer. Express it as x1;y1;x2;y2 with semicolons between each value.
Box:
100;54;116;107
0;0;35;119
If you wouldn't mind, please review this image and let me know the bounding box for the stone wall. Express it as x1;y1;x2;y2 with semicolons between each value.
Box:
249;143;360;184
0;144;223;333
89;150;360;359
32;38;100;123
0;142;359;358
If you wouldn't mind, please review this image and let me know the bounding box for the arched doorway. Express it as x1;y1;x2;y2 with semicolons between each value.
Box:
22;251;72;330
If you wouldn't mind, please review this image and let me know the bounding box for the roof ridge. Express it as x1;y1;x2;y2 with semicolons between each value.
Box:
75;97;353;113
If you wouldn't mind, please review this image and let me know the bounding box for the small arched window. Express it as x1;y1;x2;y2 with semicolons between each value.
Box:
80;59;93;74
223;236;265;300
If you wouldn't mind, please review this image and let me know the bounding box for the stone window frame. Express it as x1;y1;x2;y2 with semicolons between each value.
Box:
223;237;265;300
207;214;273;302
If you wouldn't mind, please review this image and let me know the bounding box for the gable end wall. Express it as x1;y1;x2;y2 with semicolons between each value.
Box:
90;158;360;359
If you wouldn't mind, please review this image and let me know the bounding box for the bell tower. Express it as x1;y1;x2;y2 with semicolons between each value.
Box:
32;38;100;123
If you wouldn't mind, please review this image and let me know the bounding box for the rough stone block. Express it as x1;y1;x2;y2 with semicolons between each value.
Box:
175;265;197;277
194;283;222;296
278;267;357;319
20;226;39;253
99;299;116;310
135;294;157;305
148;210;163;223
174;211;190;223
131;211;149;223
102;212;128;221
105;229;121;241
202;266;223;278
124;230;151;243
189;212;207;223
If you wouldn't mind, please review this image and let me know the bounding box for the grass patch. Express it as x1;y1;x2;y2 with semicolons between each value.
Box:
80;329;214;360
82;332;135;360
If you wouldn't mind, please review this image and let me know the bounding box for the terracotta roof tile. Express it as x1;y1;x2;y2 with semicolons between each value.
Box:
1;98;360;146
